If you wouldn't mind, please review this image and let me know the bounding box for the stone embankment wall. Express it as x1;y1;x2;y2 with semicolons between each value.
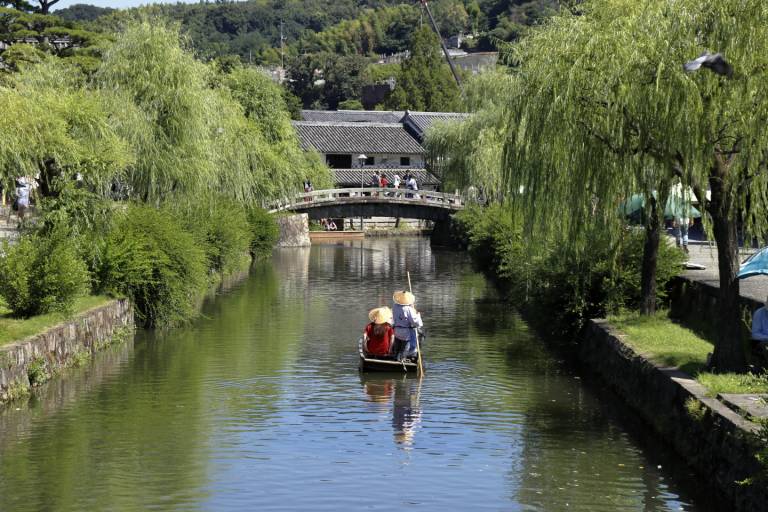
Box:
0;299;134;404
581;319;768;512
276;213;310;247
669;276;759;351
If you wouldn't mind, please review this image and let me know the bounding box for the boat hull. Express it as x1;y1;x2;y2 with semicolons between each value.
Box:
359;356;419;372
358;337;421;373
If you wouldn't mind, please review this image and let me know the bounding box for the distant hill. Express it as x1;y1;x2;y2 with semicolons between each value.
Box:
89;0;408;63
59;0;556;64
55;3;114;22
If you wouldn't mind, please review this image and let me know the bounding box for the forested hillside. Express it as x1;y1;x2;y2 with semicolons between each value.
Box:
57;0;557;63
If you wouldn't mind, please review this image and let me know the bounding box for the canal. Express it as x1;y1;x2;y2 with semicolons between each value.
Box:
0;238;719;511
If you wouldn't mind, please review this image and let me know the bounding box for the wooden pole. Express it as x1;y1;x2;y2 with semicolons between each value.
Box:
407;271;425;376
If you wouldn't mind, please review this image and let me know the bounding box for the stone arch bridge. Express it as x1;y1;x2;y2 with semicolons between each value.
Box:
269;188;464;222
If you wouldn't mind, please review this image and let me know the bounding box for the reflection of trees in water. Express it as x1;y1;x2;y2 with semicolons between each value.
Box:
360;374;422;448
0;261;306;512
0;339;135;446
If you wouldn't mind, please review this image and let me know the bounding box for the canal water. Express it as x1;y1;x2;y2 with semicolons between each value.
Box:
0;238;719;511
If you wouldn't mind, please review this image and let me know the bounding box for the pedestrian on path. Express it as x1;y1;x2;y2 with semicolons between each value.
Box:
674;215;692;254
14;177;30;225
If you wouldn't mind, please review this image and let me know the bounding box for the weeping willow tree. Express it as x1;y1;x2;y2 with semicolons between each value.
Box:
0;58;133;197
0;19;329;209
94;20;330;205
426;71;514;198
500;1;709;319
498;0;768;372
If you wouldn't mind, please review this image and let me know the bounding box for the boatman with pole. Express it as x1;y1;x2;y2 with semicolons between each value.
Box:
392;288;423;366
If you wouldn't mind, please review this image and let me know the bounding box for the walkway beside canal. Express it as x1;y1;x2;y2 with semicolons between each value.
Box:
683;241;768;303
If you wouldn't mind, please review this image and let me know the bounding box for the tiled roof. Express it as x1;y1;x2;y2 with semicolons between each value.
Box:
332;168;440;187
293;121;425;154
403;111;470;141
300;110;405;123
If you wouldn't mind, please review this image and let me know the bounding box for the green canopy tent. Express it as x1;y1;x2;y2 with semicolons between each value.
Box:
618;192;701;221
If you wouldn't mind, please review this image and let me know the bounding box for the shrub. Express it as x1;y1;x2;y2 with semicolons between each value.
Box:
457;204;686;336
173;201;252;275
98;205;207;328
0;228;89;317
247;207;279;258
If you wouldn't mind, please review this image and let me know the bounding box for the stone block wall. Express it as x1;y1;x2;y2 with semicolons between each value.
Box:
669;276;760;361
276;213;311;247
0;298;134;404
581;320;768;511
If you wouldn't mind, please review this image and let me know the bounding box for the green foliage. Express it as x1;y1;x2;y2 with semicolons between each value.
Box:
84;0;553;63
385;26;462;112
0;6;107;71
172;200;252;275
456;204;685;336
0;59;134;195
426;71;512;195
92;21;329;204
98;204;208;328
55;3;114;22
0;228;89;318
246;207;279;258
27;357;49;386
697;372;768;397
362;62;399;84
338;98;364;110
685;397;706;422
288;51;369;109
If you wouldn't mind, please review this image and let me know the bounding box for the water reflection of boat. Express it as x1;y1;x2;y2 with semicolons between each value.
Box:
358;337;420;372
360;374;422;447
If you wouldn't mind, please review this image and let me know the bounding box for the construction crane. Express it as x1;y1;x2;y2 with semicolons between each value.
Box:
419;0;463;91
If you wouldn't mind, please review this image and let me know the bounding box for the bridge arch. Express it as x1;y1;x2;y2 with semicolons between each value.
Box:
269;188;464;222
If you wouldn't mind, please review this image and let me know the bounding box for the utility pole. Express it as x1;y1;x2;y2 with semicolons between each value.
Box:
280;19;285;71
419;0;463;91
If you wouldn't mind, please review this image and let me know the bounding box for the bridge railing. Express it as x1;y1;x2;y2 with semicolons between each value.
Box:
268;188;464;213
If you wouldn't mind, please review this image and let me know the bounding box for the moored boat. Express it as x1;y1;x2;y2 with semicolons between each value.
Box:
358;337;420;372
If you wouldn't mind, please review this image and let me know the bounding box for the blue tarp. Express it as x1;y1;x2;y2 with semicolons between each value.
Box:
738;247;768;279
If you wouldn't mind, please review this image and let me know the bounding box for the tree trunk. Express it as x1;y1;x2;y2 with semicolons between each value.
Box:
708;164;747;373
639;195;661;316
38;0;59;15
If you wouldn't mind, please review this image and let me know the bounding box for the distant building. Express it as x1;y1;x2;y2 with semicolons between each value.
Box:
293;110;469;190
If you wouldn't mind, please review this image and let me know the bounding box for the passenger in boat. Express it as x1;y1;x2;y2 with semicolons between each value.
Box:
392;291;423;361
363;307;395;358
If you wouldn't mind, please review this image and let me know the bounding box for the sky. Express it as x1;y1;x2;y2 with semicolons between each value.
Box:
52;0;242;10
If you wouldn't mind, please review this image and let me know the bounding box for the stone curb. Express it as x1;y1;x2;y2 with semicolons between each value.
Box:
0;298;134;404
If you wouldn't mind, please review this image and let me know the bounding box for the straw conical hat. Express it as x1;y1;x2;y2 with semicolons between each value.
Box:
368;306;393;324
393;290;415;306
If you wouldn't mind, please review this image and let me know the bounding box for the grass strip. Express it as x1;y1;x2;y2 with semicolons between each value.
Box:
0;295;114;347
609;311;768;396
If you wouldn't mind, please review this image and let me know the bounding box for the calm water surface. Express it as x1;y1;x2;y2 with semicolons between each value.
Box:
0;238;718;511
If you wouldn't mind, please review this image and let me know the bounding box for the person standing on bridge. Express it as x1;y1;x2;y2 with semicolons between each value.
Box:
405;174;418;199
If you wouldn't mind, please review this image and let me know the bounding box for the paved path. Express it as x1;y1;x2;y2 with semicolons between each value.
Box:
680;237;768;303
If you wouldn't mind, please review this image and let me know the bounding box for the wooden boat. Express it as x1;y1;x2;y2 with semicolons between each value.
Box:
358;337;420;373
